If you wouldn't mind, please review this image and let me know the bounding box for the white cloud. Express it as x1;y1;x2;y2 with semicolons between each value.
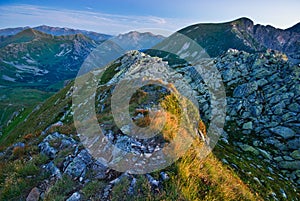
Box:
0;4;192;35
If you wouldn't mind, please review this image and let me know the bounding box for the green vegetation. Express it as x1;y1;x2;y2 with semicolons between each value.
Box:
0;155;50;200
0;87;53;134
99;62;121;85
44;175;78;201
82;180;106;200
0;82;73;147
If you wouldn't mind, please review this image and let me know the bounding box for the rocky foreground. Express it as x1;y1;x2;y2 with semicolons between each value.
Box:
0;50;299;200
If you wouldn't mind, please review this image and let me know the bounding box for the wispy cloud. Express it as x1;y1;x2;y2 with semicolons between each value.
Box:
0;4;192;35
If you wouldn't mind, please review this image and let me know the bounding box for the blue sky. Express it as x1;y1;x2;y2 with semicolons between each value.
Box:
0;0;299;35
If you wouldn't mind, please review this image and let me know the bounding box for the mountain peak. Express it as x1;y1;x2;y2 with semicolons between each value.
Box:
285;22;300;32
233;17;253;23
19;28;40;36
231;17;254;27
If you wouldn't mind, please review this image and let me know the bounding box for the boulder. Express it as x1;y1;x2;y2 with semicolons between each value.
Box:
233;82;258;98
45;162;61;178
288;103;300;113
26;187;40;201
287;138;300;150
269;126;296;139
290;150;300;160
242;122;253;130
38;142;57;159
64;149;93;178
278;161;300;170
238;144;259;155
258;148;272;160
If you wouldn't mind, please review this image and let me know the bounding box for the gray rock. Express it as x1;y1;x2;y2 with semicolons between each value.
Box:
253;177;262;185
282;112;298;122
66;192;81;201
45;161;61;178
146;174;159;187
278;161;300;170
64;156;87;178
233;82;258;98
64;149;93;178
38;142;57;159
283;156;294;161
279;188;287;199
160;172;169;181
238;144;259;155
127;178;137;195
258;148;272;160
13;142;25;148
77;149;93;165
26;187;40;201
290;150;300;160
256;78;268;87
274;156;283;162
60;138;77;149
269;126;296;139
288;103;300;113
287;138;300;149
92;160;108;179
249;105;262;116
242;122;253;130
43;132;63;142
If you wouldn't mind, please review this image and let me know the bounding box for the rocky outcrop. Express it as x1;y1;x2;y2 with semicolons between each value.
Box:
163;47;299;186
197;49;300;185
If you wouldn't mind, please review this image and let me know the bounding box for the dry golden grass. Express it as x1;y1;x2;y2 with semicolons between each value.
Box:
165;139;262;201
12;146;25;159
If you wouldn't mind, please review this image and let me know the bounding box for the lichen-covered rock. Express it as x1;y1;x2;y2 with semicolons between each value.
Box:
269;126;296;139
238;144;259;155
278;161;300;170
233;82;258;98
44;161;61;178
38;141;57;159
290;150;300;160
64;149;93;178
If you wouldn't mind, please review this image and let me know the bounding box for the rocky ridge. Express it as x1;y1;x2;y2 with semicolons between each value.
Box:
186;48;300;185
0;50;299;200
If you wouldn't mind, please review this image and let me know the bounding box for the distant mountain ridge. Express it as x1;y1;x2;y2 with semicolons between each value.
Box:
0;28;97;86
113;31;165;50
0;25;112;41
0;27;166;128
177;17;300;62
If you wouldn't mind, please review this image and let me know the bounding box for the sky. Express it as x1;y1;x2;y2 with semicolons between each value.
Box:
0;0;299;35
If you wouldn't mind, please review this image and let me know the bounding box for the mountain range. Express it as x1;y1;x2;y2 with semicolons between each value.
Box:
169;17;300;62
0;25;112;41
0;28;165;129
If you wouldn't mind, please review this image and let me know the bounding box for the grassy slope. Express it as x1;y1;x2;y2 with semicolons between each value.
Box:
0;87;53;132
177;19;265;57
0;29;95;128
